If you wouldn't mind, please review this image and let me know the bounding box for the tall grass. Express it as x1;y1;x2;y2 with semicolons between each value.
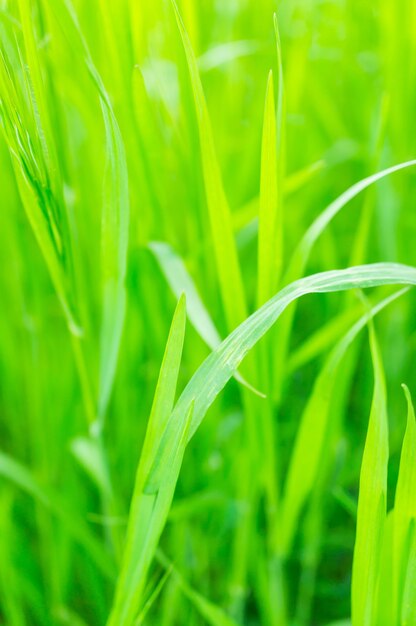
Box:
1;1;416;625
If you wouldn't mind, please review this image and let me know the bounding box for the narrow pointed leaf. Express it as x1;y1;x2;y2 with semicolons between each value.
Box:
393;384;416;620
107;296;189;626
257;70;282;306
351;324;388;626
171;0;247;330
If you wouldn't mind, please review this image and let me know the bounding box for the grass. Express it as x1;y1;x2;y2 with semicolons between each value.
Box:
1;0;416;625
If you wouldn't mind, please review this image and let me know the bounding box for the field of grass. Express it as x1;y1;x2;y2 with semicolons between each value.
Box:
1;0;416;624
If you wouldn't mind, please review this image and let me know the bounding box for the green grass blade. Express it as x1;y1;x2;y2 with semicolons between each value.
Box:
169;263;416;442
136;294;187;487
149;241;221;349
400;519;416;626
351;324;388;626
284;160;325;196
135;567;173;626
108;402;194;626
280;288;407;555
157;551;239;626
288;160;416;281
107;295;189;625
171;0;247;330
393;384;416;621
257;70;282;306
375;511;395;626
122;264;416;622
0;35;79;333
98;99;129;423
273;159;416;401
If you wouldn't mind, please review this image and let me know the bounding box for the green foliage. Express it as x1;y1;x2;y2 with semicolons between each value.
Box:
1;0;416;625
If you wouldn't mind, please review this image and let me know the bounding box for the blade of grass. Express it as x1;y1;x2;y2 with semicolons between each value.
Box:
171;0;247;331
393;384;416;621
149;241;220;349
257;69;282;306
280;288;407;556
351;323;388;626
273;159;416;401
107;295;190;626
0;40;79;334
375;510;395;626
168;263;416;444
112;263;416;625
400;518;416;626
287;304;362;373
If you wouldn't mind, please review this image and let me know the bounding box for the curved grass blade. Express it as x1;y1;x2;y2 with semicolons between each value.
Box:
198;40;260;72
274;159;416;400
110;263;416;626
170;263;416;444
280;288;407;556
351;323;388;626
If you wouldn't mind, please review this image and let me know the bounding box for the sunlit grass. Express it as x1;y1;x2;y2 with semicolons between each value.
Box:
1;1;416;625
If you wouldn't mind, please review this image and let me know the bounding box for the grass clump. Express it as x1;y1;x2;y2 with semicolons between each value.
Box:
1;1;416;625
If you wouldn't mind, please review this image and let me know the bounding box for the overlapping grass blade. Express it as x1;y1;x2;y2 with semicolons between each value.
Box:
273;159;416;399
280;288;407;555
0;24;79;333
170;263;416;442
351;323;388;626
107;263;415;625
149;241;221;349
149;240;263;396
107;295;190;625
286;160;416;280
